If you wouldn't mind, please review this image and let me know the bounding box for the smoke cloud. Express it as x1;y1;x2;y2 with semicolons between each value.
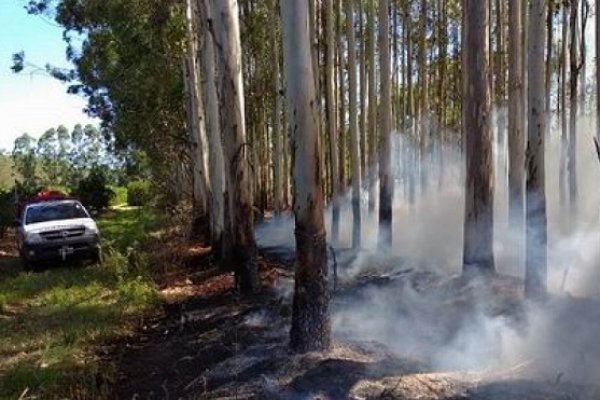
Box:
256;112;600;385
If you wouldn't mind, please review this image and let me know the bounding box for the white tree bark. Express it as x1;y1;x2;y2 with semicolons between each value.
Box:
525;0;547;299
367;0;377;212
281;0;331;353
211;0;258;293
197;0;226;253
508;0;524;230
345;0;362;249
184;0;209;225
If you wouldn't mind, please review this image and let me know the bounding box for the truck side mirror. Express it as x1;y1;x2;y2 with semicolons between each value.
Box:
13;219;21;227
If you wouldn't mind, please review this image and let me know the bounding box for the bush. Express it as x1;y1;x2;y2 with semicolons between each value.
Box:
74;168;114;212
109;186;128;207
0;190;15;238
126;180;152;206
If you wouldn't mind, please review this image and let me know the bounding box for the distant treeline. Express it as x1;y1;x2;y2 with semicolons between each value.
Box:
4;124;149;195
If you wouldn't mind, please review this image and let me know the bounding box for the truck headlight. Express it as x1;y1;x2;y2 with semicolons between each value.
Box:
25;232;43;244
85;224;99;236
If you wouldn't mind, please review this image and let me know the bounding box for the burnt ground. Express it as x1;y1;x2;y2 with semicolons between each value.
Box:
109;246;600;400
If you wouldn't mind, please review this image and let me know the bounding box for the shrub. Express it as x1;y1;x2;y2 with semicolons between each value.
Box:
0;190;15;238
109;186;128;207
126;180;152;206
74;168;114;212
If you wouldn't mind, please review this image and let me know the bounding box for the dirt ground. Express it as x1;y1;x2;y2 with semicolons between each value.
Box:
108;246;600;400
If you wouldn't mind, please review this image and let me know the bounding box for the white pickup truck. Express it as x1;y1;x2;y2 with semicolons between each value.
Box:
15;193;101;270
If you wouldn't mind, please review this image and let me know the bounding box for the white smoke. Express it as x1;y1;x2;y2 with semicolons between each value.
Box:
256;110;600;385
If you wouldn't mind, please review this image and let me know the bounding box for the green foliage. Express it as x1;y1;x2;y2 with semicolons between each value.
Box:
0;208;161;399
109;185;128;206
12;133;40;194
0;190;15;238
74;167;115;211
0;153;13;189
97;207;160;252
126;179;153;206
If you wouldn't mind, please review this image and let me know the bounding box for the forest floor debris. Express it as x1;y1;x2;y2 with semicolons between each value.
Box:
111;245;600;400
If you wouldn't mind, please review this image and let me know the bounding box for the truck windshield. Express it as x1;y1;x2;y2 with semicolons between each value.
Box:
25;202;89;225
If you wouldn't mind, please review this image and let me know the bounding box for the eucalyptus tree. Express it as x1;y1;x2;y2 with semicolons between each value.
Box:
345;0;362;249
379;0;393;248
508;0;524;230
281;0;331;353
184;0;209;227
367;0;377;212
324;0;340;245
568;0;580;211
212;0;259;293
462;0;495;275
525;0;548;300
197;0;226;255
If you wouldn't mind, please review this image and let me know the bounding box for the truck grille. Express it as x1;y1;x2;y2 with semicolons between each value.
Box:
40;227;85;241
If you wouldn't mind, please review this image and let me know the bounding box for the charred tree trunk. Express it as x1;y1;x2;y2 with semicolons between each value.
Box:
379;0;393;248
281;0;331;353
212;0;258;294
462;0;495;275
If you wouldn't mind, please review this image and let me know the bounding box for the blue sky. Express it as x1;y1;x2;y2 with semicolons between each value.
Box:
0;0;96;153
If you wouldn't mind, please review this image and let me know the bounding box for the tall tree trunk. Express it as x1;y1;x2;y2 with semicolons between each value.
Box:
198;0;226;254
495;0;506;101
346;0;362;249
462;0;495;275
325;0;340;245
367;0;377;212
569;0;579;212
359;0;367;179
418;0;429;192
560;3;568;209
525;0;548;300
545;2;553;138
184;0;210;236
281;0;331;353
508;0;524;231
379;0;393;248
212;0;258;294
438;0;448;130
580;1;589;110
269;0;283;214
406;5;416;205
597;0;600;140
338;1;347;189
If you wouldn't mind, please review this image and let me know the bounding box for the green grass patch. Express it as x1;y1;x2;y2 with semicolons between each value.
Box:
109;186;128;207
97;207;161;252
0;208;163;399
